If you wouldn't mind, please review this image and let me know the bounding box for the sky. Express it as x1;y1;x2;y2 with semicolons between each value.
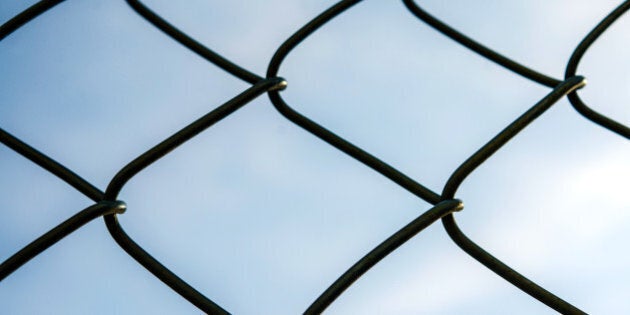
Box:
1;0;629;314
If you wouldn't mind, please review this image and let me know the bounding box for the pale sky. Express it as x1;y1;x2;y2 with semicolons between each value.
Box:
1;0;629;314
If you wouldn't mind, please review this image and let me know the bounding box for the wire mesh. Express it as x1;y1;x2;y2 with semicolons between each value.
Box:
1;0;629;314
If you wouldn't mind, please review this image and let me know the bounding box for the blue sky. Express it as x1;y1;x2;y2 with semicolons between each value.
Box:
1;0;629;314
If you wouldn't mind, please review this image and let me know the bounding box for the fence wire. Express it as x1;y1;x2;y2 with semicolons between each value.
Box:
1;0;629;314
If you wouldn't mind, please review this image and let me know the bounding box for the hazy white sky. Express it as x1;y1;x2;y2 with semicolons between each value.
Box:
1;0;629;314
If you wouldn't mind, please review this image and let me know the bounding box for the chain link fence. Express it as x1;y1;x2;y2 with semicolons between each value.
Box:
1;0;629;313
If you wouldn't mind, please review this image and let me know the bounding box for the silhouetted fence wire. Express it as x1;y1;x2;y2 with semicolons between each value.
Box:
1;0;629;314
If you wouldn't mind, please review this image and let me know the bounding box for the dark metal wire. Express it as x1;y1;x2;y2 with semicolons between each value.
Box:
565;0;630;139
1;0;628;313
0;128;103;202
0;0;65;42
440;77;586;200
305;199;464;314
402;0;562;88
0;200;125;281
267;0;442;205
124;0;262;84
439;76;587;315
103;78;285;313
